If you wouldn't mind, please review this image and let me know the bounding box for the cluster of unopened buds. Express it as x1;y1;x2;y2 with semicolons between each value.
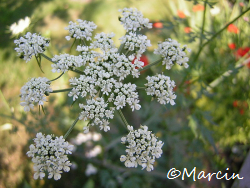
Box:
15;7;190;180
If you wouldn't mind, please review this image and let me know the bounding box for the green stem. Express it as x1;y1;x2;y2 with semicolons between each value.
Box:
50;72;64;82
139;58;163;72
41;53;56;64
137;86;146;90
81;39;87;46
69;38;76;53
124;50;130;56
51;88;73;93
69;68;85;74
118;43;125;54
199;0;207;48
118;109;129;127
64;116;79;139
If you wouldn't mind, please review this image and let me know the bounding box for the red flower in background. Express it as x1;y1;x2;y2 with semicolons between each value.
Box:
236;47;250;68
153;22;163;28
227;24;239;34
228;43;236;50
232;100;248;115
132;54;149;72
239;2;245;7
239;109;245;115
184;27;191;33
236;47;250;57
192;4;205;12
177;10;186;18
233;100;238;107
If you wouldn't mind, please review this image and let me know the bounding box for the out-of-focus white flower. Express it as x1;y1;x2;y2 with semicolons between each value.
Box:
86;145;102;158
210;6;220;16
85;163;97;176
26;132;74;180
71;132;102;145
10;17;30;35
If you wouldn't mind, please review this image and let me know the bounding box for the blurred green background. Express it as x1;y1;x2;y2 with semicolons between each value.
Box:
0;0;250;187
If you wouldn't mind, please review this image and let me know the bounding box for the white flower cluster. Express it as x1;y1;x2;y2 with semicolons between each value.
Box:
79;97;115;133
145;74;176;105
154;38;191;70
65;19;97;41
90;32;115;51
14;32;50;62
76;45;100;63
20;77;52;111
51;54;85;73
69;46;141;132
109;82;141;111
120;125;163;172
26;133;74;180
120;32;151;58
119;8;152;31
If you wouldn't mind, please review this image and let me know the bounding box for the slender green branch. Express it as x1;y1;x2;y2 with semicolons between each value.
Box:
137;86;146;90
124;50;130;56
64;116;80;139
118;109;129;127
69;68;85;74
118;43;125;54
69;38;76;53
50;72;64;82
41;53;56;64
51;88;72;93
139;58;163;72
81;39;87;46
199;0;207;48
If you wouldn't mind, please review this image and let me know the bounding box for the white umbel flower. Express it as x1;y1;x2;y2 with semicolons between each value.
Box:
119;8;152;32
120;125;164;171
51;54;85;73
154;38;190;70
79;97;115;133
119;32;151;59
14;32;50;62
20;77;52;111
26;132;74;180
145;74;176;105
90;32;116;51
65;19;97;41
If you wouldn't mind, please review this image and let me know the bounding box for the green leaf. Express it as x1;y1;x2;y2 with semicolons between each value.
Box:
35;54;44;73
83;179;95;188
188;114;218;154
